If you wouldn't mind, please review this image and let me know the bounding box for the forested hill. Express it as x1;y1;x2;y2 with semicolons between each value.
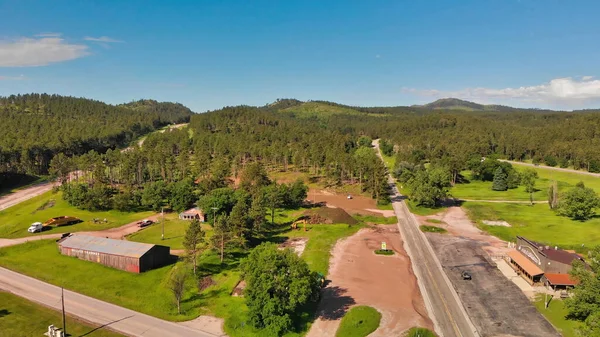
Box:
0;94;193;176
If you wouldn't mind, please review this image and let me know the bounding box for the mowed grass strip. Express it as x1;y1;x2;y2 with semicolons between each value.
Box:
533;296;581;337
0;190;153;239
463;202;600;248
335;305;381;337
0;291;124;337
282;223;362;275
128;213;213;250
0;239;201;321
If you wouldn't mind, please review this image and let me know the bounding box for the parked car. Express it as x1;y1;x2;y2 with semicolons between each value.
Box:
461;271;472;280
137;219;154;227
28;222;44;233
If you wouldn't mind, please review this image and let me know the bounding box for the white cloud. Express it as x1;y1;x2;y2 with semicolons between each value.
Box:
0;74;25;80
0;37;90;67
403;77;600;105
83;36;123;43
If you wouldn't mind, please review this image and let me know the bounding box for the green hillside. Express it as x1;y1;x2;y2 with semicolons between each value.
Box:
279;101;387;118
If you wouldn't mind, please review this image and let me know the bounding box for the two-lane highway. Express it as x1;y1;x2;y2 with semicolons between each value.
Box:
374;140;478;337
0;267;221;337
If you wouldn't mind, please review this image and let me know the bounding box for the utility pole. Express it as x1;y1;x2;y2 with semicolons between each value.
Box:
61;287;66;336
211;206;218;227
161;207;165;240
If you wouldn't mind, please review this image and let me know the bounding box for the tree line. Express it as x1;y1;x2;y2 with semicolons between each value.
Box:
0;94;192;180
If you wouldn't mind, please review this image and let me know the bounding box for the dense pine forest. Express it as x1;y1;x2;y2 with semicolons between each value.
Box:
0;94;193;180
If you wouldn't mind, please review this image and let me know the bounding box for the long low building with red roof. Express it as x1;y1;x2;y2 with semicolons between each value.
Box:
507;236;584;289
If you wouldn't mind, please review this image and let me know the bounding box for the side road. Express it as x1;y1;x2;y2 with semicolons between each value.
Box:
500;159;600;177
373;139;479;337
0;181;55;211
0;267;222;337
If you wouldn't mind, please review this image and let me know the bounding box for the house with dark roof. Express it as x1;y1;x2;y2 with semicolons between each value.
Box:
58;234;171;273
507;236;584;288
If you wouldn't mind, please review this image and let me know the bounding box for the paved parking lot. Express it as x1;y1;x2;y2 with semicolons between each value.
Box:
426;233;560;337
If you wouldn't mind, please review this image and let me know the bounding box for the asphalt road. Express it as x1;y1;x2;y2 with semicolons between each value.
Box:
500;159;600;177
373;140;478;337
0;267;220;337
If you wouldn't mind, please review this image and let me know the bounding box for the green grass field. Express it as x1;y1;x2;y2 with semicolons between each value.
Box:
533;296;581;337
281;223;363;275
419;225;447;234
0;190;153;239
335;306;381;337
463;202;600;249
128;214;213;250
404;327;437;337
0;291;123;337
452;165;600;201
381;153;396;171
353;214;397;225
0;239;202;321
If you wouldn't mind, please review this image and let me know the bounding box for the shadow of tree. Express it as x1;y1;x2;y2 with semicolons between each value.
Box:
315;286;356;321
0;309;9;318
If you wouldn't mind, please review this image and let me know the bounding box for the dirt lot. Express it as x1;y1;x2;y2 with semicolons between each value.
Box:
307;225;432;337
310;189;382;216
425;232;560;337
419;207;511;256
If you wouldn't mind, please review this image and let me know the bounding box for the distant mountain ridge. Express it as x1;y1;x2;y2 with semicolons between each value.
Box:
412;98;521;112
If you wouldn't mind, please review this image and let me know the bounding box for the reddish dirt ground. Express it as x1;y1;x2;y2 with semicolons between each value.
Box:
417;207;510;256
307;225;433;337
309;188;380;216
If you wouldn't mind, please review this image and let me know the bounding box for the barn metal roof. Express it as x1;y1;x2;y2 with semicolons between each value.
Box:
59;235;155;258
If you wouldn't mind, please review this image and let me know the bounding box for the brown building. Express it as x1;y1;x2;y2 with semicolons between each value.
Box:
179;207;205;222
508;236;584;288
58;234;171;273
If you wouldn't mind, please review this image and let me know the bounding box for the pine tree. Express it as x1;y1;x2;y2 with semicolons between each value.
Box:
548;181;558;209
491;167;508;191
182;219;205;275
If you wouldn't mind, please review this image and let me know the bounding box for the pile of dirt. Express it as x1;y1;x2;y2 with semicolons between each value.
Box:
33;199;55;213
301;207;358;225
231;280;246;297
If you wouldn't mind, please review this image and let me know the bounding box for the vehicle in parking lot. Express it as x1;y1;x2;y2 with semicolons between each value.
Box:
137;219;154;227
461;271;472;280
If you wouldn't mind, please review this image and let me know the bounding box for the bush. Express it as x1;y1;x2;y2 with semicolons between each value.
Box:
419;225;447;234
544;155;558;167
405;327;437;337
374;249;394;255
336;306;381;337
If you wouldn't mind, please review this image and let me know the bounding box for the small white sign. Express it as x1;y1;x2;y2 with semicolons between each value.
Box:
381;242;387;250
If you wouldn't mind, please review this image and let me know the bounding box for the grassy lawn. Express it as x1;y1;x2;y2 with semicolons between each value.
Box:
452;165;600;201
0;239;202;321
0;291;123;337
404;327;437;337
0;204;364;337
353;214;397;225
128;213;213;250
463;202;600;249
280;223;363;275
376;203;394;210
533;296;581;337
0;190;153;239
335;305;381;337
381;153;396;171
420;225;447;234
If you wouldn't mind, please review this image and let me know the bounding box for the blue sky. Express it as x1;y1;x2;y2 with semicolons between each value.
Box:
1;0;600;111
